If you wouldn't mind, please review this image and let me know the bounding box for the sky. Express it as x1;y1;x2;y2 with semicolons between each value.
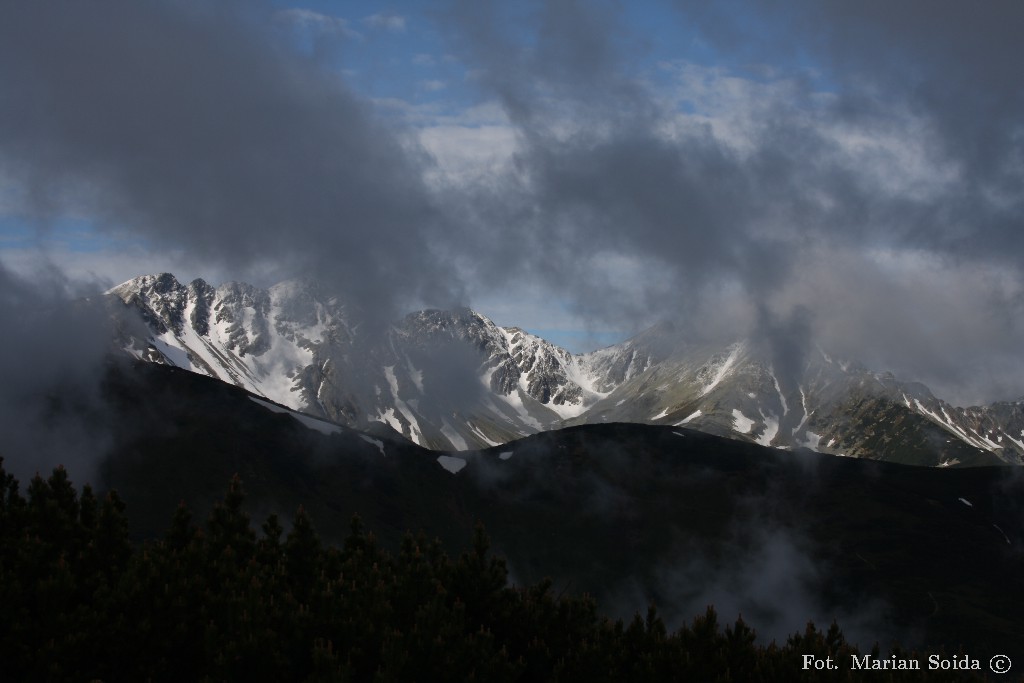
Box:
1;0;1023;406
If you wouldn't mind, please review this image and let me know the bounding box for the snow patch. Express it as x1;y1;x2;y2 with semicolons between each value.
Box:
731;409;755;434
770;368;788;415
249;397;341;435
468;422;501;447
292;413;342;436
701;343;743;397
437;455;467;474
250;396;289;415
405;355;424;393
494;388;543;430
561;353;613;400
151;332;192;369
913;399;999;452
394;400;424;445
441;419;470;450
374;365;425;445
384;365;399;398
792;387;811;436
378;407;403;433
677;410;701;425
359;435;385;456
958;497;973;508
122;343;145;360
1006;432;1024;451
498;450;514;460
756;414;779;447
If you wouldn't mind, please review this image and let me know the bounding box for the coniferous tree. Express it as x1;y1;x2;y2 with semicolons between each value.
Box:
206;474;255;565
286;505;320;599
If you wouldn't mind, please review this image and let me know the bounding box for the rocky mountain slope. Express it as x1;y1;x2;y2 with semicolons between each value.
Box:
106;273;1024;466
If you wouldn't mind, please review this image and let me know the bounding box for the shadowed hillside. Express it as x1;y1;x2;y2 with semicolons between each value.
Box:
71;360;1024;662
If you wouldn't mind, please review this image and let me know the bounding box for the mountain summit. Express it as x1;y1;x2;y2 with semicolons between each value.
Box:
107;274;1024;466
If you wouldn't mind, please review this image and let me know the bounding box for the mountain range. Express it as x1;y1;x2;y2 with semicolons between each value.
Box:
106;273;1024;467
10;272;1020;658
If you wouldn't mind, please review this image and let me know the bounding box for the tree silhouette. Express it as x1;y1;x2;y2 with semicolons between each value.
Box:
0;458;964;682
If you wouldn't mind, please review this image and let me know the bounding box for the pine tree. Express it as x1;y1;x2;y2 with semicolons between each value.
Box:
95;490;131;578
285;505;320;602
165;501;196;553
206;474;256;566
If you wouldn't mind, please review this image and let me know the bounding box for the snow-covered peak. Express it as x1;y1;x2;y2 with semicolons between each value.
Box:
107;272;184;298
107;273;1024;463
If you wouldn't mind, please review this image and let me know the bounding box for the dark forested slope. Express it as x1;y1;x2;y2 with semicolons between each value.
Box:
8;359;1022;667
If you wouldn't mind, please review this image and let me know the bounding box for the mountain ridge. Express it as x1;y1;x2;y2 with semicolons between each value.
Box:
106;273;1023;466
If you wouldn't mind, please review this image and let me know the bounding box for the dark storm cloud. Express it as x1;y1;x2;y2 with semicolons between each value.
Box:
0;0;462;332
0;264;113;483
438;1;757;305
697;0;1024;401
438;0;1024;403
677;0;1024;262
1;0;1022;404
437;0;862;384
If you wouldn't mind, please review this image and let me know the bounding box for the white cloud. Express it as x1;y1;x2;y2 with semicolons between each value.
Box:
276;8;361;40
770;245;1024;406
655;61;962;202
412;53;435;67
418;79;446;92
363;13;406;33
418;124;517;188
1;244;190;291
372;97;518;185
